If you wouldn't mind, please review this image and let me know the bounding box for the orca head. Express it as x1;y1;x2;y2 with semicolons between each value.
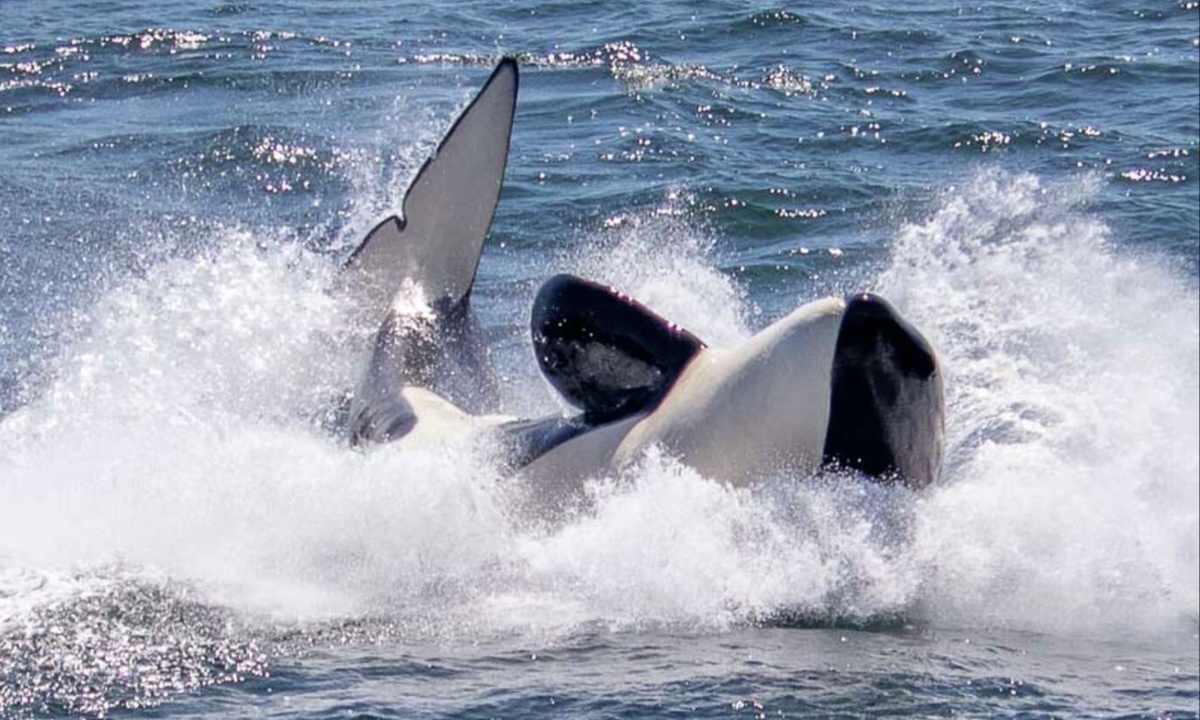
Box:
822;293;944;489
530;274;705;424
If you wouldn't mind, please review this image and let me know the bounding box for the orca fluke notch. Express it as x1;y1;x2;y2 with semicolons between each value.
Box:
531;274;705;423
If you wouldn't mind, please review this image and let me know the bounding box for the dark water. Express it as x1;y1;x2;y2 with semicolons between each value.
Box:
1;1;1197;718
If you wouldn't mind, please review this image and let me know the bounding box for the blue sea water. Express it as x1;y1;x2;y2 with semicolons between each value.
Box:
0;1;1197;717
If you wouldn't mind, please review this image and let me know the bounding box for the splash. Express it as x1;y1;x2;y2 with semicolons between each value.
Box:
880;169;1200;632
563;204;750;347
0;170;1195;703
502;451;920;634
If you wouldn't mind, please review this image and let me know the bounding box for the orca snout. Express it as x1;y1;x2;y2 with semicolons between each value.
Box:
822;292;944;489
840;293;938;380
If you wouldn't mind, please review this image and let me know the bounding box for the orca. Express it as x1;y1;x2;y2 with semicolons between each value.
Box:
339;57;945;508
342;57;519;445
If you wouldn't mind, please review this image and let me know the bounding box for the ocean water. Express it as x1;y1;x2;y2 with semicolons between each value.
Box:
0;1;1197;717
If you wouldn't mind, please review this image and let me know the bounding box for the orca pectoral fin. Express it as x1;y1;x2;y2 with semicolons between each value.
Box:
531;274;706;423
341;58;519;315
494;414;592;472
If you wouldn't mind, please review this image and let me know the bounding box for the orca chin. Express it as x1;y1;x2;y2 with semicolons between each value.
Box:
335;57;945;505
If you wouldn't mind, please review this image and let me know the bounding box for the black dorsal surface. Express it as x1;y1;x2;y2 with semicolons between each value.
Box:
531;274;705;424
822;292;944;489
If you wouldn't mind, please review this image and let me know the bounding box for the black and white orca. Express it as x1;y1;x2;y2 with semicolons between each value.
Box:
338;58;944;505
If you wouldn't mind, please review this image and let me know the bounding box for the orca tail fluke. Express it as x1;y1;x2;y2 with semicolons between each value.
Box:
343;58;519;446
340;57;519;320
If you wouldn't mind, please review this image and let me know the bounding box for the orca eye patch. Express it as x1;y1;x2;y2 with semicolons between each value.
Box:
531;274;704;423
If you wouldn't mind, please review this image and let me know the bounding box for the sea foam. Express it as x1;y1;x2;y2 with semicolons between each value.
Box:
0;170;1195;641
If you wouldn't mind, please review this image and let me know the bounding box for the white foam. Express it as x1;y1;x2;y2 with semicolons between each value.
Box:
0;170;1195;640
881;169;1199;633
564;206;750;347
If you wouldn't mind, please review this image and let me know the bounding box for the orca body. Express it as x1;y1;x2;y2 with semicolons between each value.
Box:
340;57;945;502
507;276;943;513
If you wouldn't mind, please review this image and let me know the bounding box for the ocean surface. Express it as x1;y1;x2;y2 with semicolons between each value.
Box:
1;1;1197;717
